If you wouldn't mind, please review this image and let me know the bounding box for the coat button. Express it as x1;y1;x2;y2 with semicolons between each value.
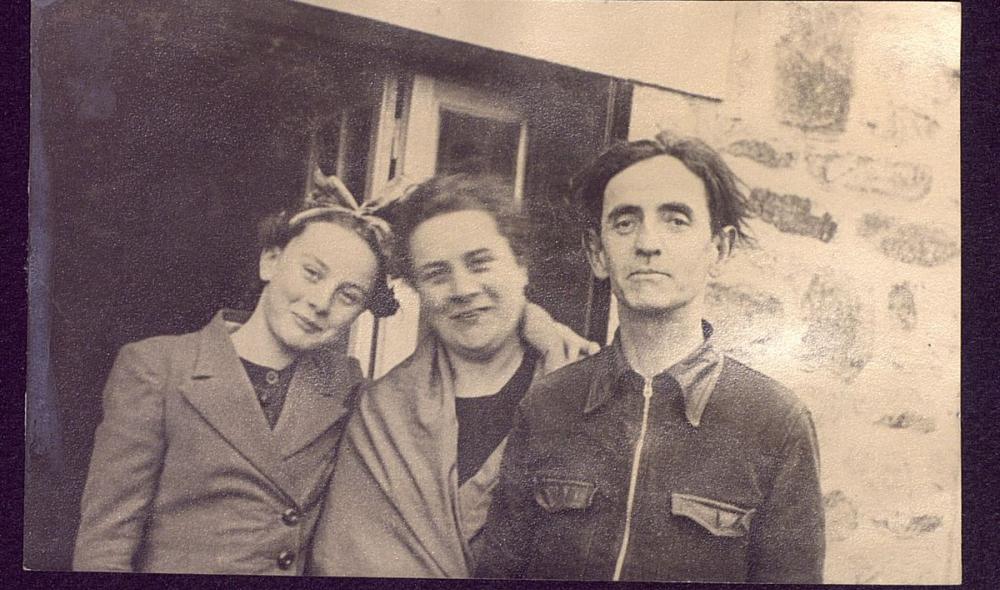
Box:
277;550;296;570
281;508;300;526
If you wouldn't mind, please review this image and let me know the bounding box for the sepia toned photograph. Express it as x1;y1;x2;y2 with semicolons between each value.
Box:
27;0;960;584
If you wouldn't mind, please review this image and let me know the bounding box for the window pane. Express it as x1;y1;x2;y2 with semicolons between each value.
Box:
436;109;520;194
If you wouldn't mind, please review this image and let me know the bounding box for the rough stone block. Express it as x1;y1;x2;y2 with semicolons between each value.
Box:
875;411;936;433
824;490;860;542
749;188;837;242
807;153;932;201
879;224;958;267
706;283;784;317
857;212;894;238
888;282;917;330
866;105;942;143
799;272;871;382
856;214;958;267
774;5;857;132
726;139;796;168
871;513;943;538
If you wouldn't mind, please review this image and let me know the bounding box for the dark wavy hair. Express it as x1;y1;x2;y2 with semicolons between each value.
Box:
256;207;399;318
384;174;533;283
571;130;755;246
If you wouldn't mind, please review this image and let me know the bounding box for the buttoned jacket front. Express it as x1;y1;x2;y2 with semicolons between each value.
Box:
475;327;825;583
73;309;363;575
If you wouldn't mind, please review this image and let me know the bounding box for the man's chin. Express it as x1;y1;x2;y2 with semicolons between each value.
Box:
620;296;684;316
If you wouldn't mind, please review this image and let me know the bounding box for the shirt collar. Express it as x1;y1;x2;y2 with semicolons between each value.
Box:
584;319;723;427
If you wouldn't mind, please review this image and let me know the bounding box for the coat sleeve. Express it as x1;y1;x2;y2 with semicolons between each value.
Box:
472;406;539;579
72;342;167;572
747;407;826;583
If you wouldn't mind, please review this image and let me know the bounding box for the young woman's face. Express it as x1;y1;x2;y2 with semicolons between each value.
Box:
258;221;378;354
409;209;529;361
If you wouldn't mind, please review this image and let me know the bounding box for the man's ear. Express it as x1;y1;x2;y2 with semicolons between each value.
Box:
259;247;281;282
708;226;736;277
583;229;610;280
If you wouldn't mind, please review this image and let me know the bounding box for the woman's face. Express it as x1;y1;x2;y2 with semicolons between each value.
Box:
258;221;378;354
408;209;528;361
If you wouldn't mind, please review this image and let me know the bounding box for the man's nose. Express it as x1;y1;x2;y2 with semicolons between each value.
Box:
634;224;662;259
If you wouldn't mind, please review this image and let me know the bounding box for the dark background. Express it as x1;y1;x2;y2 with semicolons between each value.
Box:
25;0;625;570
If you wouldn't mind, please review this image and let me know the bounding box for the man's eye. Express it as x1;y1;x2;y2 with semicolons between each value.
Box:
667;216;691;227
612;217;638;234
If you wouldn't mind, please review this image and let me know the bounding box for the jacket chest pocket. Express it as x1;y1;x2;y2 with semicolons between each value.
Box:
671;492;755;537
528;476;600;579
534;477;597;513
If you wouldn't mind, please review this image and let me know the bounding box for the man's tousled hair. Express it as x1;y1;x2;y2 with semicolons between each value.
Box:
570;130;755;246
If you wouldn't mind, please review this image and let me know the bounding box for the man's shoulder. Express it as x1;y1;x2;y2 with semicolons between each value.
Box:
520;350;607;417
713;355;810;428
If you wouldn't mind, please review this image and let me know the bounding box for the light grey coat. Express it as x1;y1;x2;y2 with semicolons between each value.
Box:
73;309;362;575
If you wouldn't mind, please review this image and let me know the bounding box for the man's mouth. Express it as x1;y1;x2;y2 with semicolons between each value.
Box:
629;269;670;278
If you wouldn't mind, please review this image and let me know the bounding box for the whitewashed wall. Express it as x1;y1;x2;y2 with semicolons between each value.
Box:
628;3;960;584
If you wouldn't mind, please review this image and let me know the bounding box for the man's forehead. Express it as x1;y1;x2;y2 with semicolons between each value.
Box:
602;154;707;210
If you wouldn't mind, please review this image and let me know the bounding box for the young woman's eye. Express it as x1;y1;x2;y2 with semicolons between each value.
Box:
303;266;322;281
336;289;362;306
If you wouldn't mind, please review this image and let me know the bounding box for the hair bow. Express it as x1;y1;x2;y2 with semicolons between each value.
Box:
289;168;394;249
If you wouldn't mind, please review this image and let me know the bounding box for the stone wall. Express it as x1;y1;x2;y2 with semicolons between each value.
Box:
628;3;960;584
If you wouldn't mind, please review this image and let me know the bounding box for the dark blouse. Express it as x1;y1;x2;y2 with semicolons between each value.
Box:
239;357;297;429
454;348;538;486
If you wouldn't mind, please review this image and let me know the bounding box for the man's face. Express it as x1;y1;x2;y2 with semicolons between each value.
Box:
409;209;529;361
258;221;377;354
587;154;731;315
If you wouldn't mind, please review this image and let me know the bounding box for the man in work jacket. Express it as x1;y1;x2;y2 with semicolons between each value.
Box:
475;131;825;583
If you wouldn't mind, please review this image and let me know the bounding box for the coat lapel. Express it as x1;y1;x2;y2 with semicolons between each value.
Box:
275;349;362;459
178;312;295;502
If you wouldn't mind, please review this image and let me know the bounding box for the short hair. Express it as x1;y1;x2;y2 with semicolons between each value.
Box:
256;206;399;318
571;130;755;246
385;174;533;283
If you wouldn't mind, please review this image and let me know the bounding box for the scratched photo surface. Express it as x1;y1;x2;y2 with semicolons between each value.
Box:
27;1;960;583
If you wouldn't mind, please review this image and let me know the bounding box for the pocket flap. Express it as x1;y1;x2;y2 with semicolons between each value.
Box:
534;477;596;513
671;493;755;537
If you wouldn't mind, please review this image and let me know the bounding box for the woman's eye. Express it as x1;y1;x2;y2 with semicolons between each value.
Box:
303;266;322;281
469;258;494;273
336;290;362;306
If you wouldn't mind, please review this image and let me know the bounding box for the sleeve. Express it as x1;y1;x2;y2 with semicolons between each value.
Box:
72;342;167;572
747;407;826;583
519;302;599;376
472;406;539;579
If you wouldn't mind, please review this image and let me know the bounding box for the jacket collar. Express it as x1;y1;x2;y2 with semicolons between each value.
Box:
584;320;723;427
181;309;362;504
